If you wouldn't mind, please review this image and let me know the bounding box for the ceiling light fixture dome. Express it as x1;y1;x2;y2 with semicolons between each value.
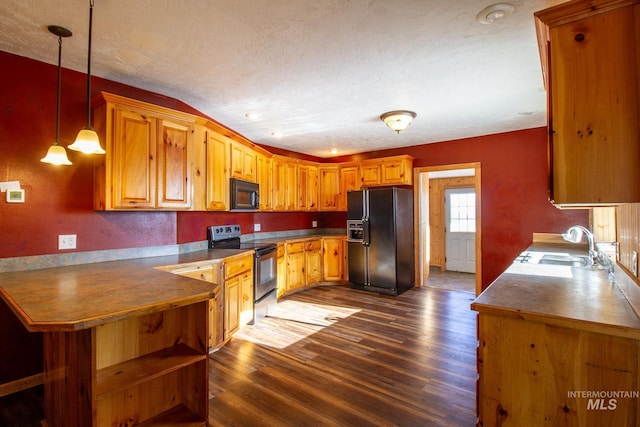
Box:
476;3;515;24
380;110;417;134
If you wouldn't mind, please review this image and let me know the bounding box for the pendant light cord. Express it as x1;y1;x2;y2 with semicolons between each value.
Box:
85;0;94;128
56;36;62;145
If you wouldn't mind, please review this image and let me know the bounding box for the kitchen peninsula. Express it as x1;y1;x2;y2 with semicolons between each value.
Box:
472;235;640;426
0;249;247;427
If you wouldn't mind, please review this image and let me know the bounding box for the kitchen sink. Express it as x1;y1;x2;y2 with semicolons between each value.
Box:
538;254;591;267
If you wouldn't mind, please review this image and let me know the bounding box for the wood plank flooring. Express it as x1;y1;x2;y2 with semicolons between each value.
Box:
0;280;478;426
208;284;478;426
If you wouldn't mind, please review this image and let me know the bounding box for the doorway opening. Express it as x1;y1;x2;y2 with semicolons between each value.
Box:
413;163;481;295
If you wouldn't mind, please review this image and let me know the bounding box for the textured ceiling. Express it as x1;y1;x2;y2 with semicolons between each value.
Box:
0;0;566;157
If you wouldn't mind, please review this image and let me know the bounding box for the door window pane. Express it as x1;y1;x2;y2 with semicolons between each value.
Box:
449;191;476;232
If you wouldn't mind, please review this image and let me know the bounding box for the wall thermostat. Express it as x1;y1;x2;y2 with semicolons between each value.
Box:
6;188;25;203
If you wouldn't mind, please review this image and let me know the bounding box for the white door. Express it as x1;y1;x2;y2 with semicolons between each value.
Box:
445;188;476;273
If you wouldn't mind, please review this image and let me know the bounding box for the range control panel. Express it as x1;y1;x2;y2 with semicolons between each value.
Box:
208;224;241;242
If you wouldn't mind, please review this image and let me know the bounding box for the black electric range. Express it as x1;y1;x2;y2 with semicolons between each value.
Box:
207;224;277;324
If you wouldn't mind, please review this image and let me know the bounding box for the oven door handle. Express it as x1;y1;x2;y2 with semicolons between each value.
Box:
255;246;277;257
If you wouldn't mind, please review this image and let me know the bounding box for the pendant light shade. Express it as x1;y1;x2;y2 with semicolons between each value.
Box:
41;144;72;165
68;0;105;155
70;128;104;154
380;110;417;134
41;25;73;166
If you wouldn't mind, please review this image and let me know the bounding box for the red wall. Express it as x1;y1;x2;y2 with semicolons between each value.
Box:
0;51;342;258
0;50;587;289
335;129;589;287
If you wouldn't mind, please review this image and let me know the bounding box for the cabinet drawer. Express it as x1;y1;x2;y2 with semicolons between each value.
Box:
305;240;321;251
286;242;305;254
224;254;253;279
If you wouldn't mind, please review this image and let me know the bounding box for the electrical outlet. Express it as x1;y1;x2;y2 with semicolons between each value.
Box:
254;224;261;232
312;221;318;228
58;234;76;250
633;251;638;277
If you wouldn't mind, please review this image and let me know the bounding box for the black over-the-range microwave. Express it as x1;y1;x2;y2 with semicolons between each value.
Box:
230;178;259;210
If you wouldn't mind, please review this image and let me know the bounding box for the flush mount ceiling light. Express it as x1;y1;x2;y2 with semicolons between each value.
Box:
476;3;515;24
244;112;261;120
41;25;73;166
380;110;417;134
68;0;105;155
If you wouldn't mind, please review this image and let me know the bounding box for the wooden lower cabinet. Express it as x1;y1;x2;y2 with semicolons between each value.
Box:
281;237;346;297
305;240;322;286
222;254;253;341
285;239;322;292
477;313;640;426
43;302;209;426
224;276;241;340
322;237;346;281
285;242;307;293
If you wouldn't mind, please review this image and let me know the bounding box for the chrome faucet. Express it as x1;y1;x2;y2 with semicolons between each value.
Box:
562;225;597;266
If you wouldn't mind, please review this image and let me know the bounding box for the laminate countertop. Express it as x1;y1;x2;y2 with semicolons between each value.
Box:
0;249;250;333
471;242;640;339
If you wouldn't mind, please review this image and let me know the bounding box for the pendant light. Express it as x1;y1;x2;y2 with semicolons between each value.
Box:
41;25;73;166
68;0;105;155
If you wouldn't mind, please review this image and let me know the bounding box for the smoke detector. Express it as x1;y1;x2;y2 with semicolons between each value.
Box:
476;3;515;24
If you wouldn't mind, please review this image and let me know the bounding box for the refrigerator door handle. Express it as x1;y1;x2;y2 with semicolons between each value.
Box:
362;216;370;246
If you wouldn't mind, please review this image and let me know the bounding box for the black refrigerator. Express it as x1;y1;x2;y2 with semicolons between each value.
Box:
347;187;414;295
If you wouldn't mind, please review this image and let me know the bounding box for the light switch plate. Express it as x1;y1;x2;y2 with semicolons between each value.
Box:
59;234;77;250
254;224;261;232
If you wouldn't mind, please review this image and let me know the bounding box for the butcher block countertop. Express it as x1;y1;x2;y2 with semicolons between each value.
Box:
471;240;640;339
0;248;251;333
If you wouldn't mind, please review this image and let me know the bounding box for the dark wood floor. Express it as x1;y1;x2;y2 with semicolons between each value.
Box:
0;278;478;426
426;266;475;293
209;283;478;426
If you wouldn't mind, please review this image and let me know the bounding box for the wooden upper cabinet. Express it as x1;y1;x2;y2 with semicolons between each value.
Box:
92;94;416;212
360;155;413;187
230;141;256;183
297;164;309;211
205;129;230;211
307;164;319;211
319;165;340;210
157;119;192;208
339;163;360;211
94;93;195;210
360;161;381;187
111;108;156;209
297;162;318;211
380;155;413;185
256;152;272;211
535;0;640;207
272;156;287;211
272;155;297;211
